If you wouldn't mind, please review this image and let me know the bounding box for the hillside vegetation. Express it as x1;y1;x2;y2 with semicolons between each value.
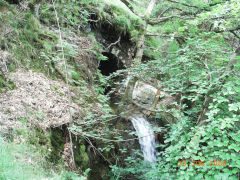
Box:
0;0;240;179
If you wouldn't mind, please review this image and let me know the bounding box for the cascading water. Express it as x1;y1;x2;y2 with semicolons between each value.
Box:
130;116;156;163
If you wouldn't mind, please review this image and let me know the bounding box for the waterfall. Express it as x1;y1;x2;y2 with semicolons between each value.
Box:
130;116;156;163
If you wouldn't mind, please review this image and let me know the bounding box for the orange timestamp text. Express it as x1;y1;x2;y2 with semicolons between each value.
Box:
178;160;227;167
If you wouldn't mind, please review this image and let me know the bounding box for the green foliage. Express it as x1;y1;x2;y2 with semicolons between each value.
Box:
0;74;15;93
0;135;89;180
1;0;240;179
49;128;65;164
73;138;89;170
109;0;240;179
0;137;47;179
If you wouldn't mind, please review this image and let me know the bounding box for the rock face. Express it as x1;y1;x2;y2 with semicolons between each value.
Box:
91;21;134;68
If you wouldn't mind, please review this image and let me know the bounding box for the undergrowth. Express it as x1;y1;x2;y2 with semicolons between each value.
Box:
0;136;88;180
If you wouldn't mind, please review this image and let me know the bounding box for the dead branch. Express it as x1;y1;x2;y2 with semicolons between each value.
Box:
84;137;112;165
230;30;240;39
71;129;153;142
68;128;76;170
202;60;212;82
146;33;180;38
106;36;121;50
145;46;178;54
214;26;240;33
150;14;194;24
166;0;201;9
158;7;182;17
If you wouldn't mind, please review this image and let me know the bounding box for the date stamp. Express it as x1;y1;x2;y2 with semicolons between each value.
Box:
178;160;227;167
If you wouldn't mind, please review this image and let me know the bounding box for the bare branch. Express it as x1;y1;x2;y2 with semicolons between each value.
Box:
202;61;212;82
145;46;178;54
209;0;230;7
214;26;240;33
166;0;200;9
68;128;76;170
230;30;240;39
158;7;181;17
146;33;180;38
106;36;121;50
167;0;230;13
158;6;197;17
149;15;194;24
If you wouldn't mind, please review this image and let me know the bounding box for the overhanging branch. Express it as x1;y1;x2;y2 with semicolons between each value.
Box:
146;33;180;38
230;30;240;39
167;0;230;10
158;6;183;17
149;15;194;24
166;0;201;9
214;26;240;33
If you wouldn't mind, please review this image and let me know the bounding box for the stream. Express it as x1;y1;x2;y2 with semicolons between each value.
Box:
130;116;156;163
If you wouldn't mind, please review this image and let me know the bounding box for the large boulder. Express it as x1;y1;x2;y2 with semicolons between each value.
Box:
132;81;157;106
131;80;179;124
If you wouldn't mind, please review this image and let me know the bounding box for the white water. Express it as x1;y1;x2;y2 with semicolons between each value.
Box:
123;75;131;87
130;116;156;163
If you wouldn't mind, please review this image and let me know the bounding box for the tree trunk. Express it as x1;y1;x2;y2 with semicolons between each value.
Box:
135;0;156;62
122;0;156;105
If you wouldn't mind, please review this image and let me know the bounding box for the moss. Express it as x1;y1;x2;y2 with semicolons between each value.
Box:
71;71;81;82
15;129;27;137
4;11;60;79
73;136;89;170
95;0;143;41
28;127;51;155
74;144;89;170
0;1;9;12
0;74;15;93
49;127;65;163
25;126;67;166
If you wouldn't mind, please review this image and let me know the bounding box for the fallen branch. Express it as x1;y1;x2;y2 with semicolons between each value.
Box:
84;137;112;165
71;129;154;142
145;46;178;54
